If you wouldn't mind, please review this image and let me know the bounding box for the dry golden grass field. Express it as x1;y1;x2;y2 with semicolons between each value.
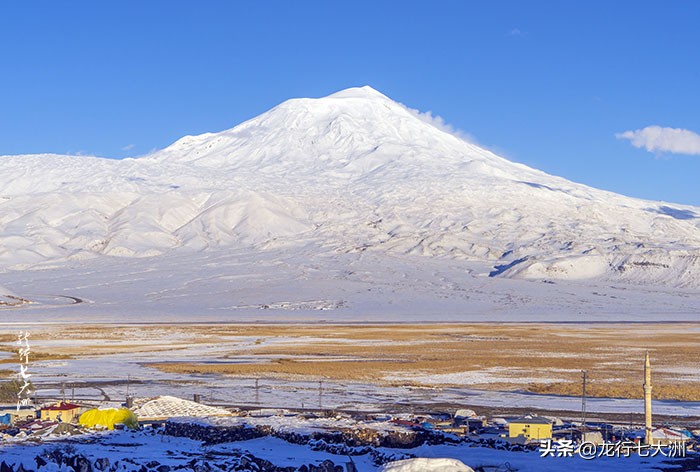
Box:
2;323;699;401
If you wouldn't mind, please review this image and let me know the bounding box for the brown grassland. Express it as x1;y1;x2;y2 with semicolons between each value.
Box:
2;323;699;401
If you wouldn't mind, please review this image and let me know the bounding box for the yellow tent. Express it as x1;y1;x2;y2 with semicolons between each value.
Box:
79;408;138;430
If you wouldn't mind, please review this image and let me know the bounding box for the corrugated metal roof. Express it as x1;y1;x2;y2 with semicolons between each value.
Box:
131;395;232;420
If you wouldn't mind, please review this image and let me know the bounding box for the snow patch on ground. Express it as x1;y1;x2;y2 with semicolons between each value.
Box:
384;368;569;386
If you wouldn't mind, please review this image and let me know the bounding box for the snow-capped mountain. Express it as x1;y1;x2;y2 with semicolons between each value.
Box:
2;86;700;291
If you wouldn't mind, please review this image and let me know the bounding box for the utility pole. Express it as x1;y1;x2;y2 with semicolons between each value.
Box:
581;370;587;431
318;380;323;410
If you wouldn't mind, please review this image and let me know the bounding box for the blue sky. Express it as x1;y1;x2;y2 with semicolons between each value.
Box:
2;1;700;204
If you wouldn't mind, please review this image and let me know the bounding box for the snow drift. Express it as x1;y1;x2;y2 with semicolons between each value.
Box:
379;458;474;472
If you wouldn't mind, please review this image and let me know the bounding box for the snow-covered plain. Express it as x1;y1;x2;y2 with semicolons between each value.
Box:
4;246;700;323
2;86;700;321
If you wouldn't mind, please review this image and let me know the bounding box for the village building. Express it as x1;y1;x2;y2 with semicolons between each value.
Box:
0;405;36;425
507;415;552;442
650;427;693;446
551;424;605;444
39;402;82;423
131;395;233;422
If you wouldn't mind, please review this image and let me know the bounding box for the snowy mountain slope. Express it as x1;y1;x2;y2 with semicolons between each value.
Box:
1;86;700;291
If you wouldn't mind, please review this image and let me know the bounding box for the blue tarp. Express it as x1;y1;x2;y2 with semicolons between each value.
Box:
0;413;11;425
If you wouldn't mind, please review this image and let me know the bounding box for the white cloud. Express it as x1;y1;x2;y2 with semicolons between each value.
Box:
396;101;523;159
402;105;477;144
616;126;700;156
122;144;136;151
509;28;524;36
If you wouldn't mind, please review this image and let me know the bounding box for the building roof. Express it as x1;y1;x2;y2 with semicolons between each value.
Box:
454;409;477;418
510;415;552;425
653;427;690;440
0;405;36;415
131;395;232;420
41;402;81;411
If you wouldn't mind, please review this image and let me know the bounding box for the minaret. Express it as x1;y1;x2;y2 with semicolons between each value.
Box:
643;351;653;445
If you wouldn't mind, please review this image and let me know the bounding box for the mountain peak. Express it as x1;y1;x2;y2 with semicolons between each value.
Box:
1;89;700;293
325;85;390;101
147;85;544;184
